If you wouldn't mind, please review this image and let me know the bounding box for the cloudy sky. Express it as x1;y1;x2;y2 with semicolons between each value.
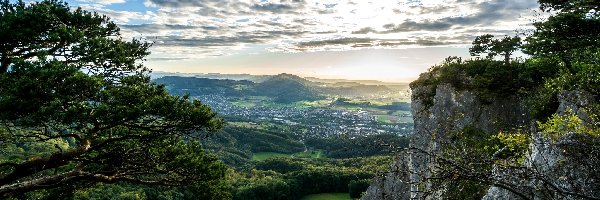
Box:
63;0;540;82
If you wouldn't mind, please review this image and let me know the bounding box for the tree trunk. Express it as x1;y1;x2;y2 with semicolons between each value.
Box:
0;55;9;73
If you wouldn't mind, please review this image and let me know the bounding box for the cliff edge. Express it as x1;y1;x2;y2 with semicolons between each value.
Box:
362;71;598;200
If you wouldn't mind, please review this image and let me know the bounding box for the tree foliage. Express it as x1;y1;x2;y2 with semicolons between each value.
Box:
469;34;522;65
0;0;227;198
524;0;600;71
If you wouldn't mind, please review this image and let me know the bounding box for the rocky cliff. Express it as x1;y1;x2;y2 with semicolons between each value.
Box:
482;90;599;200
362;81;598;199
362;82;530;200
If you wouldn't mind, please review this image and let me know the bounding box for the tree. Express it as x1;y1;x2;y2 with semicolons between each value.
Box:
469;34;522;65
537;0;599;12
524;0;600;72
0;0;227;198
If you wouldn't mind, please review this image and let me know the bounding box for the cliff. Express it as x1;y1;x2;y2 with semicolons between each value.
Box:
362;77;598;199
482;90;599;200
362;82;530;200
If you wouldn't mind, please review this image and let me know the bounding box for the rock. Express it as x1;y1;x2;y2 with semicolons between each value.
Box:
361;155;410;200
362;69;599;200
483;90;599;200
362;82;530;200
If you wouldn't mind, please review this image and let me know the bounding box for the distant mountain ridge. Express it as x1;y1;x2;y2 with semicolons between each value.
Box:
153;73;406;102
154;73;321;102
151;71;408;85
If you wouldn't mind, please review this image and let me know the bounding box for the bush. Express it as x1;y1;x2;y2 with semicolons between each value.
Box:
348;179;371;198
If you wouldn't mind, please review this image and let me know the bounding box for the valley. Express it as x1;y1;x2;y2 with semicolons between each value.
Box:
154;73;413;199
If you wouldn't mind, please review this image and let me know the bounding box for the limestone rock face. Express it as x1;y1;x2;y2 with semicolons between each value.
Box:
361;156;410;200
362;83;530;200
482;90;599;200
362;75;598;200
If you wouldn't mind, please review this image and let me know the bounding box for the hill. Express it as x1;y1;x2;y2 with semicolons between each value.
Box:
154;74;323;103
153;76;254;96
254;73;322;103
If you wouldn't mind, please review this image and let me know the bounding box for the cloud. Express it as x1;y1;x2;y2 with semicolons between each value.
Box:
355;0;538;34
250;3;296;14
77;0;126;5
282;36;461;52
71;0;539;57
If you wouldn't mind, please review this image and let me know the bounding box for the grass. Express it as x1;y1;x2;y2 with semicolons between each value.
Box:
253;150;326;161
227;122;261;129
398;117;414;123
375;115;393;123
391;110;412;115
252;152;292;161
299;99;332;108
295;150;325;159
331;105;362;111
300;193;352;200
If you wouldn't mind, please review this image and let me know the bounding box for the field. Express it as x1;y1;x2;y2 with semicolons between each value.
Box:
298;99;333;108
397;117;414;123
252;152;292;161
300;193;352;200
252;150;325;161
230;96;273;108
295;150;325;159
375;115;393;123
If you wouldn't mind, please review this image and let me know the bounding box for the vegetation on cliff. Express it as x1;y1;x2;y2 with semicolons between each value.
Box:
406;0;600;199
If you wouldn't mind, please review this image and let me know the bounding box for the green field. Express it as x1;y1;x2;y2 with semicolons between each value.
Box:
391;110;412;115
300;193;352;200
295;150;325;159
227;121;261;129
253;150;325;161
398;117;414;123
230;96;273;108
376;115;393;123
298;99;332;108
252;152;292;161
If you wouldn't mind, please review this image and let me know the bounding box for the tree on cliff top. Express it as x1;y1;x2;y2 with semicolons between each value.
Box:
0;0;227;198
469;34;522;65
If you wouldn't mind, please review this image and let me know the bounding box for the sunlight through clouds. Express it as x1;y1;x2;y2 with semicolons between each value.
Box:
65;0;539;59
59;0;541;81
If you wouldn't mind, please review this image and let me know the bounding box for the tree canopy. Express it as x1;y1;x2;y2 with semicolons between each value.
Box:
0;0;227;198
524;0;600;71
469;34;521;65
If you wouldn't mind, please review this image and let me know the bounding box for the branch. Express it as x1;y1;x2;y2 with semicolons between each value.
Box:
13;132;82;142
0;168;185;198
407;147;534;200
0;139;91;186
0;162;18;169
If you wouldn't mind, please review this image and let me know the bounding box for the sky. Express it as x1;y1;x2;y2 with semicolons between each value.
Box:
62;0;540;82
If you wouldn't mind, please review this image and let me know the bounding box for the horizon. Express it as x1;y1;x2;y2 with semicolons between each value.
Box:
152;70;413;84
59;0;540;82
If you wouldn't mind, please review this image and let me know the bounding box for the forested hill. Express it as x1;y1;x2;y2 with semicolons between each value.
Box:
154;74;321;102
255;73;323;103
154;73;401;102
154;76;255;96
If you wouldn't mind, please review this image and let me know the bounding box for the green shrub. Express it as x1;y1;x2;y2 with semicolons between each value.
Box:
348;179;371;198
